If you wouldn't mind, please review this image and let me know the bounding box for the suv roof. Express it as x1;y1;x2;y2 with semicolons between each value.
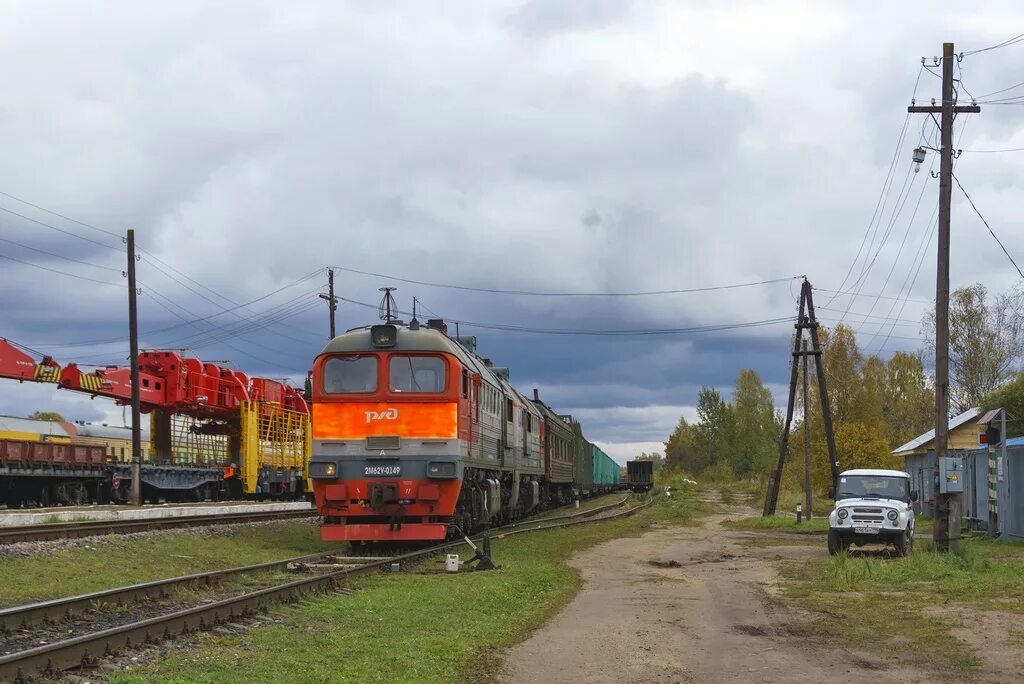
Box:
840;468;909;478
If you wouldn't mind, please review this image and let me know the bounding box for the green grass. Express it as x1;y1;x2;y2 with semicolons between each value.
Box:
777;536;1024;676
115;492;696;684
0;522;334;607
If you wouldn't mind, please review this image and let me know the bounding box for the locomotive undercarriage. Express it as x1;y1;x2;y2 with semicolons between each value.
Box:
450;466;578;538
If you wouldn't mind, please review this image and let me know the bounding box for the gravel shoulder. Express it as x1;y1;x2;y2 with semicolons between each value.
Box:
500;502;928;684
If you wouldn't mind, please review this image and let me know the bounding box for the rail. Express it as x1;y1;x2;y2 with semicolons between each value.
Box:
0;493;654;681
0;509;315;545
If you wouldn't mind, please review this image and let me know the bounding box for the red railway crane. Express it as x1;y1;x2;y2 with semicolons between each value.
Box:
0;338;311;499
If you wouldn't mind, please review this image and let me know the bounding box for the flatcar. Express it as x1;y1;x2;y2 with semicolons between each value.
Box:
308;319;615;542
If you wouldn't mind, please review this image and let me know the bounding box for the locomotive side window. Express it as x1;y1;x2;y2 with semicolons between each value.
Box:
323;356;378;393
389;355;446;393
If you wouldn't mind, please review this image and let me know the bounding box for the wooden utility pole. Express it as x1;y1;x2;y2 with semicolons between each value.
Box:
763;279;838;516
802;339;812;519
319;268;338;339
908;42;980;552
126;229;142;507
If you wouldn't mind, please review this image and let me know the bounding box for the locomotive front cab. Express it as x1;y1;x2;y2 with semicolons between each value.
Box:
309;324;470;541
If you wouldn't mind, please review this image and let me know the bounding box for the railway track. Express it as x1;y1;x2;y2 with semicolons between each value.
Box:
0;493;651;682
0;508;315;545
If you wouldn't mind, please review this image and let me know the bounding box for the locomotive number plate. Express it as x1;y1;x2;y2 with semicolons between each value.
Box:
364;465;401;477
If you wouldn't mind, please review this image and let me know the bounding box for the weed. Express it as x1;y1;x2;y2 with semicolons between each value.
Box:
116;491;698;684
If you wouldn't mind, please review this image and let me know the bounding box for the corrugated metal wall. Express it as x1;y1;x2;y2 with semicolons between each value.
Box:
906;446;1024;540
1004;447;1024;541
904;452;936;517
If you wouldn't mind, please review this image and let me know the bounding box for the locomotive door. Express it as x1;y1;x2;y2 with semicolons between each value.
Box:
500;395;509;467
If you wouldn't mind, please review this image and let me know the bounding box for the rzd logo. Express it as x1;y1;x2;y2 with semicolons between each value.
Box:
364;407;399;423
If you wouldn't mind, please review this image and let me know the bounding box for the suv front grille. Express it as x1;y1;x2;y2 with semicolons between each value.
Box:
852;515;884;523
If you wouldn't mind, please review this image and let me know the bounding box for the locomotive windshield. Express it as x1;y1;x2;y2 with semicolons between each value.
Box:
389;355;446;393
323;355;378;393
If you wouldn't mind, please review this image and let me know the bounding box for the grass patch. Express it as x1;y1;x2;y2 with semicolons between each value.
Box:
0;522;334;607
778;536;1024;676
116;492;696;684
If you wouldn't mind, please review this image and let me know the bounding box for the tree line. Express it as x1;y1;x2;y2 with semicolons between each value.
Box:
663;282;1024;490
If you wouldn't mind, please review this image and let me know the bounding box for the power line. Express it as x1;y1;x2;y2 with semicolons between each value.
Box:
338;295;793;336
837;162;921;324
0;190;123;239
824;108;914;307
0;235;121;272
26;270;326;348
870;115;973;355
815;287;931;305
0;252;123;287
140;288;309;374
952;173;1024;278
961;146;1024;153
329;265;801;297
975;77;1024;99
962;33;1024;57
0;204;121;252
853;150;937;335
0;188;323;347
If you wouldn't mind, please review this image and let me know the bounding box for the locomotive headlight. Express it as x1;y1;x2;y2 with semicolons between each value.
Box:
887;509;898;521
370;324;397;348
837;508;849;520
309;461;338;479
427;461;457;479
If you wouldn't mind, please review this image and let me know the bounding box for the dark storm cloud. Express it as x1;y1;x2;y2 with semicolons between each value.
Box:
1;1;1023;451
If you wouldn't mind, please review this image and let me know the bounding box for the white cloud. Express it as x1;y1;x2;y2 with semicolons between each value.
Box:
1;2;1023;448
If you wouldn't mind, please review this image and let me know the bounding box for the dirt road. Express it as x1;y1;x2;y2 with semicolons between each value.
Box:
501;500;927;684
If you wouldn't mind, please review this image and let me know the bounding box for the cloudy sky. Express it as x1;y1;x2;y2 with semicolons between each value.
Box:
1;1;1023;463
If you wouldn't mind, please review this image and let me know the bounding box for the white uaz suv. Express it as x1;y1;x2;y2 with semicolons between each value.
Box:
827;469;917;556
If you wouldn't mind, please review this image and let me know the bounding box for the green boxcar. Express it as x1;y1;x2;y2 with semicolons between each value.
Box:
565;417;591;493
591;443;620;488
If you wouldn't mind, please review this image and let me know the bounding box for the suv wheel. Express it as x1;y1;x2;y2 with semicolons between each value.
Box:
894;529;913;557
827;529;844;556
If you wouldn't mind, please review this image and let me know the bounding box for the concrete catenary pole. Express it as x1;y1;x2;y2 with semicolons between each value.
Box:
126;229;142;507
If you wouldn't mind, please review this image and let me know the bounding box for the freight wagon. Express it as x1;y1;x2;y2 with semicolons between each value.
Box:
625;459;654;492
590;443;620;493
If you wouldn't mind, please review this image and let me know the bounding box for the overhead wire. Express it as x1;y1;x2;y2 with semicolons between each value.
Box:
0;187;326;348
961;33;1024;57
337;296;793;336
329;265;802;297
952;173;1024;278
0;235;122;273
822;106;915;308
26;269;326;349
855;142;938;340
0;204;121;253
0;252;123;288
868;115;974;354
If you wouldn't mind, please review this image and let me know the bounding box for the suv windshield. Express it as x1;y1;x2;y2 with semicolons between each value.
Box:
836;475;910;501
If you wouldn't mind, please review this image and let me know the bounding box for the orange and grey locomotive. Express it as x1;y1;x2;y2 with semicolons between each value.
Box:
308;319;609;542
